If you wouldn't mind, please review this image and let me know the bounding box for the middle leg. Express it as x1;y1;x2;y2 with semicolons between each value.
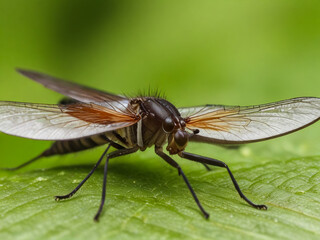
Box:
94;147;139;221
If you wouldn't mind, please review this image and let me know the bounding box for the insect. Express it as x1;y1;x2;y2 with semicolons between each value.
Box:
0;69;319;221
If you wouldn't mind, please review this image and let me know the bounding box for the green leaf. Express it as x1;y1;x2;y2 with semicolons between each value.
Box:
1;133;320;240
1;0;320;239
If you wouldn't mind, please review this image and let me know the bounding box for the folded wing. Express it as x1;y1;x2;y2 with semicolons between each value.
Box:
0;102;139;140
16;69;134;115
179;97;320;144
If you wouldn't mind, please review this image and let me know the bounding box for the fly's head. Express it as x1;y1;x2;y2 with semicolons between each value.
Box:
162;116;189;155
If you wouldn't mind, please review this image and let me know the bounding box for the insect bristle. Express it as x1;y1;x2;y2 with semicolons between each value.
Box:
126;87;167;99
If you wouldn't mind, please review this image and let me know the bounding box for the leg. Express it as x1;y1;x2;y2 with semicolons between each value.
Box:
94;147;138;221
55;145;112;201
1;152;46;171
94;154;110;222
1;138;124;171
201;163;211;171
179;151;267;210
155;147;209;219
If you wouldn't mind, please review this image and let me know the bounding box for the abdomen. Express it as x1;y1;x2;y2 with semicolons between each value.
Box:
44;126;138;157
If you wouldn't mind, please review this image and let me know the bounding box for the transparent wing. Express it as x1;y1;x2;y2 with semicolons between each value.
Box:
0;101;139;141
16;69;134;115
179;97;320;144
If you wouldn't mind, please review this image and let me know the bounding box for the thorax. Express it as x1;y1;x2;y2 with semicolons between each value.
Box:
106;97;185;151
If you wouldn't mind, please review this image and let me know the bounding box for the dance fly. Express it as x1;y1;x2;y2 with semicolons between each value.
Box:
0;69;319;221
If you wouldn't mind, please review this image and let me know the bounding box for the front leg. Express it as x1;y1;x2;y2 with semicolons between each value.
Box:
179;151;267;210
155;147;209;219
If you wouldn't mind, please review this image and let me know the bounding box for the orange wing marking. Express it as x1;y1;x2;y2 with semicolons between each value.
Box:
63;103;139;125
185;108;251;132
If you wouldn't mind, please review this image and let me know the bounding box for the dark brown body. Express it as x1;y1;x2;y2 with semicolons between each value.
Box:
44;97;187;157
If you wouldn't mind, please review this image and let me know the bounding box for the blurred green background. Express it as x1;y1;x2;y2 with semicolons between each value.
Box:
0;1;320;240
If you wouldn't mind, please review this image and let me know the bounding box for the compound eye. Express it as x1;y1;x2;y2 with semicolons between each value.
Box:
174;130;188;147
163;117;175;133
